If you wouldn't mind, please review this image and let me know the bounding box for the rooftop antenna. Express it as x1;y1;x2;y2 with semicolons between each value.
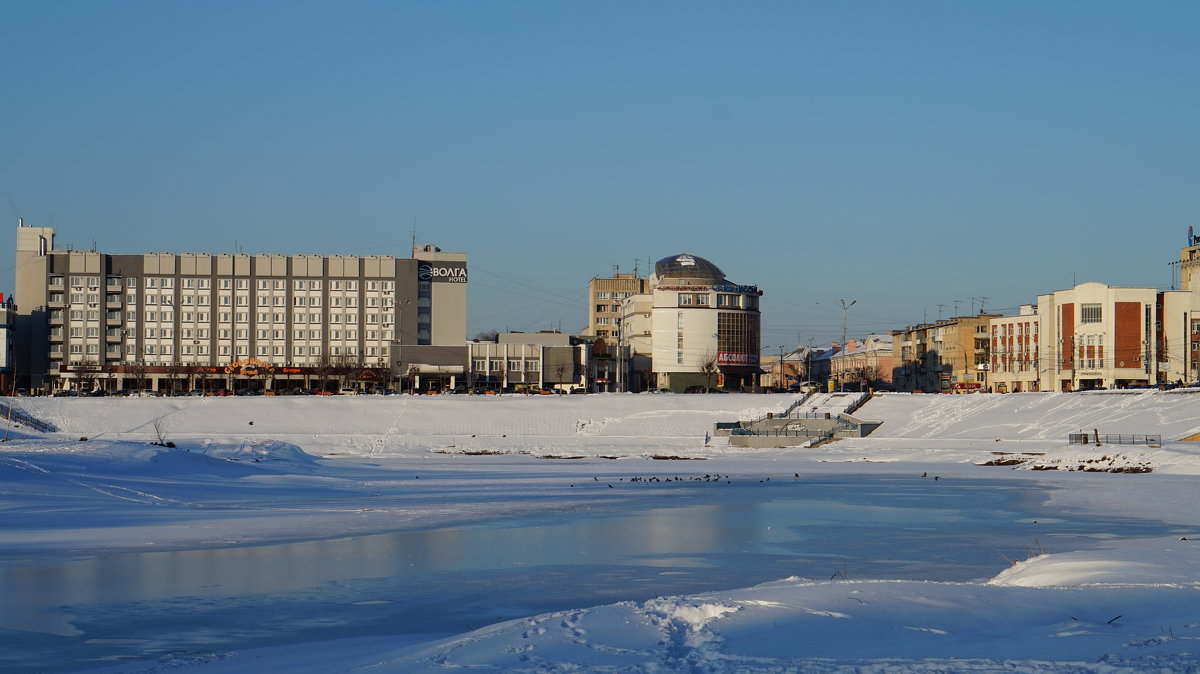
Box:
953;299;961;316
612;264;620;276
937;303;945;321
978;296;990;314
411;215;418;252
632;258;640;278
969;297;978;314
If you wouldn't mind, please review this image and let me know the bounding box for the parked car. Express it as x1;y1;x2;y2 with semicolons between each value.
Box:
87;389;108;397
339;388;359;395
235;388;261;396
138;389;158;398
53;389;79;397
568;387;587;394
12;388;28;397
188;389;205;397
647;388;674;394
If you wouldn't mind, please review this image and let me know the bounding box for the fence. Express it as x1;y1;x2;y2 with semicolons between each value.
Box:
0;400;58;433
1068;433;1161;446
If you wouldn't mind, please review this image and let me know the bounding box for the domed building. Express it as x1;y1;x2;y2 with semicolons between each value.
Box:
619;253;762;391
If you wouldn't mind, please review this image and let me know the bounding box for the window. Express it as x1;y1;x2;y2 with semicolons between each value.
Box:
678;294;693;306
596;291;610;300
595;304;607;313
1081;304;1102;324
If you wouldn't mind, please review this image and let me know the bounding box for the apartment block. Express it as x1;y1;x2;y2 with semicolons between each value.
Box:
892;315;996;392
584;273;647;343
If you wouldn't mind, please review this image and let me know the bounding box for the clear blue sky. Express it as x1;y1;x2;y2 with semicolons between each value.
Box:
4;1;1198;346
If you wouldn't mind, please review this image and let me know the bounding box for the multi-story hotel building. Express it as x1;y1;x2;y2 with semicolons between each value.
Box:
13;223;467;393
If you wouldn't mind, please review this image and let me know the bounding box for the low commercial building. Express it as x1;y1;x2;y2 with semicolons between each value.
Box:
467;332;589;391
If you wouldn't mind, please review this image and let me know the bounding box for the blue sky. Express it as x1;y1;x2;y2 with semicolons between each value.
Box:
3;1;1198;345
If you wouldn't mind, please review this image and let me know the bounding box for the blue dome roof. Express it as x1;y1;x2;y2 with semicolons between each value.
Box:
654;254;726;282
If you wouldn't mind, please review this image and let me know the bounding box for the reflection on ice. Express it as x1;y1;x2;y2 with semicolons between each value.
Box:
0;476;1171;674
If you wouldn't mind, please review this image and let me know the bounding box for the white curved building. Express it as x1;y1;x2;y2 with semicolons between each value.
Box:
642;253;762;391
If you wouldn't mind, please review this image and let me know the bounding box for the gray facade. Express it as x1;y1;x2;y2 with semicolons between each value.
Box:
13;224;467;393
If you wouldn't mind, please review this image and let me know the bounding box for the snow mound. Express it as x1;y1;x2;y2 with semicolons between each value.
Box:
197;439;321;465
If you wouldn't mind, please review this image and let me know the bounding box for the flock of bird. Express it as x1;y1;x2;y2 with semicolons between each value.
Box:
572;472;819;488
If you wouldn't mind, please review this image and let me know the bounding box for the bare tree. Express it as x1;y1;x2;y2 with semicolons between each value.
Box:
699;352;720;392
165;361;185;395
128;363;149;393
74;359;101;392
151;416;174;447
852;364;881;392
474;329;500;342
314;356;335;394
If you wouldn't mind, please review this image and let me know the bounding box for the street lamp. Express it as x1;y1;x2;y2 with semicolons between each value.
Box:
839;299;856;392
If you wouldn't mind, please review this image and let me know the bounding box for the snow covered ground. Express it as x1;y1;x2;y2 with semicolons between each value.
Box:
2;390;1199;672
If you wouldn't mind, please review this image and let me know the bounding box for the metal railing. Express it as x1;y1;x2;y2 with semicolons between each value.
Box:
731;427;832;440
0;400;59;433
1068;433;1161;446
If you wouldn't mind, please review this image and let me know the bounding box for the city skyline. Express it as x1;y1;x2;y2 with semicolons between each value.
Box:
4;1;1198;346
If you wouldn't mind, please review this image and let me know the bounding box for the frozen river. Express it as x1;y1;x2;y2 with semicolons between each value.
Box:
1;474;1179;673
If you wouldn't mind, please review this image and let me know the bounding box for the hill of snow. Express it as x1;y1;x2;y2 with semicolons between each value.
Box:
3;390;1200;673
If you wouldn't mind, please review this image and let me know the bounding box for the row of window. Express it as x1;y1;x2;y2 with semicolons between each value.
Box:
676;293;758;309
53;277;394;292
472;360;541;372
51;342;389;359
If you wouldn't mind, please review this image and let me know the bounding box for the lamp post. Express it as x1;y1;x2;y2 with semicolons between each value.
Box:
839;299;856;392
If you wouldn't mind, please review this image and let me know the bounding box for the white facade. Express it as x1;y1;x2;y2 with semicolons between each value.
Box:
644;254;762;391
989;282;1200;393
